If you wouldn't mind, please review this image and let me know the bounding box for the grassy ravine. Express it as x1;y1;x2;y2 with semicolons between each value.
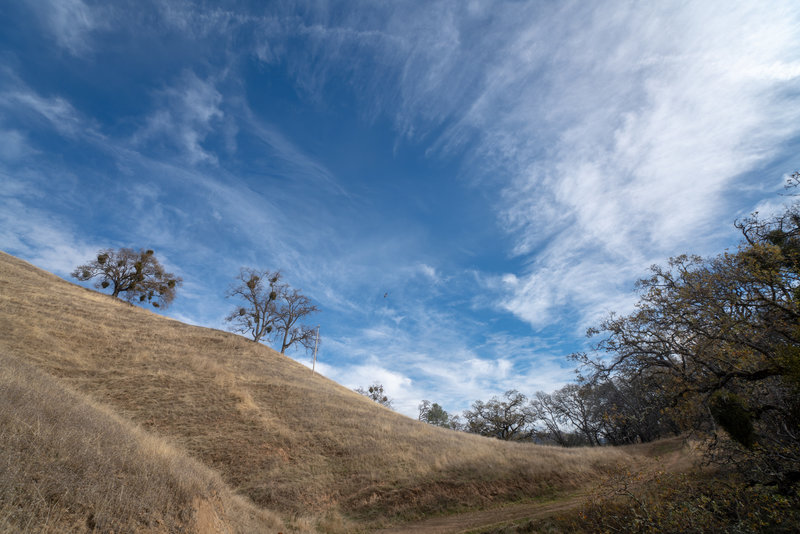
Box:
1;251;654;533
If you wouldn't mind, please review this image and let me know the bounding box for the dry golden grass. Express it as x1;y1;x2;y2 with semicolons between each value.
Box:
0;251;665;532
0;353;285;533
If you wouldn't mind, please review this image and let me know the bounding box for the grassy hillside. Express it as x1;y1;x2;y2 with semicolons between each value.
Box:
0;353;283;533
0;251;652;532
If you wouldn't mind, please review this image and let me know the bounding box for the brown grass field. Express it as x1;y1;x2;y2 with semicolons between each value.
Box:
0;251;689;533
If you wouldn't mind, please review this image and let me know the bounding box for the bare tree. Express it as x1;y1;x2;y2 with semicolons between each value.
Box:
274;287;319;354
72;248;181;308
530;391;570;446
550;384;605;446
225;268;319;351
225;268;282;343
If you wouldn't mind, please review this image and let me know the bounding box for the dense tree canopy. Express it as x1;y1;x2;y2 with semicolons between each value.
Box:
573;185;800;488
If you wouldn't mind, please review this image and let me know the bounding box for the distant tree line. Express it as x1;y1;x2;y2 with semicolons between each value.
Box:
407;379;677;447
72;251;318;354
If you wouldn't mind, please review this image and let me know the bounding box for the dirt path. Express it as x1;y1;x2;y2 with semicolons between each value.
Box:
372;493;585;534
373;437;696;534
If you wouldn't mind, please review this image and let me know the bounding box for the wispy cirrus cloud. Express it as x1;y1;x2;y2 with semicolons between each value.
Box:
0;129;34;161
245;2;800;331
485;3;800;328
296;284;578;417
1;90;90;140
133;71;224;165
37;0;102;56
216;0;800;403
0;181;99;277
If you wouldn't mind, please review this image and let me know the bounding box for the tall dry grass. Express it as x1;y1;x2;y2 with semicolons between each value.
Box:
0;251;657;531
0;353;286;533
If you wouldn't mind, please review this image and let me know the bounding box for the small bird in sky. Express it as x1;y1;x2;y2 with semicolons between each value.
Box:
383;292;388;298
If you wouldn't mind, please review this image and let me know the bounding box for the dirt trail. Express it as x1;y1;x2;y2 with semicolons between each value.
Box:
374;437;696;534
372;493;585;534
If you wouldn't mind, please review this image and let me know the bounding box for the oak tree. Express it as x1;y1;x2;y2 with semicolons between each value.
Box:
72;248;181;308
226;268;319;351
274;287;319;354
225;268;282;343
462;390;532;440
356;383;393;408
575;188;800;487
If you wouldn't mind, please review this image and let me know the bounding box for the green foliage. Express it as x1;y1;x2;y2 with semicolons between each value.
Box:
418;400;453;428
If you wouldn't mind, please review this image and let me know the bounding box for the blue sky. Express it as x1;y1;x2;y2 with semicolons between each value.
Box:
2;1;800;417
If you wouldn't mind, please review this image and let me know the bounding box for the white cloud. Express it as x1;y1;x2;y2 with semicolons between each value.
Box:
0;190;98;278
263;2;800;405
6;0;799;419
2;90;87;139
416;263;440;284
257;2;800;330
467;2;800;329
39;0;100;55
303;291;578;418
0;129;34;161
134;71;224;164
303;337;575;419
243;114;350;198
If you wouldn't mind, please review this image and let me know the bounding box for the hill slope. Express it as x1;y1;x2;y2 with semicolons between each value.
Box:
0;251;642;532
0;353;283;533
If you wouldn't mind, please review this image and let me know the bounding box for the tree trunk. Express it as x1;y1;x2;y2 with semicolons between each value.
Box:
280;329;289;353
